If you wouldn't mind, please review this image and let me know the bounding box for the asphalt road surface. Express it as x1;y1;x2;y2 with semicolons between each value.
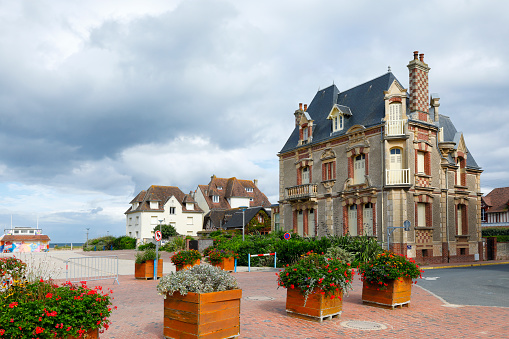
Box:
419;264;509;307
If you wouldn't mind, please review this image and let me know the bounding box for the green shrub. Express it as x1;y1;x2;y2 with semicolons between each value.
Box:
325;246;355;263
135;248;160;264
482;228;509;237
138;242;156;250
161;237;185;252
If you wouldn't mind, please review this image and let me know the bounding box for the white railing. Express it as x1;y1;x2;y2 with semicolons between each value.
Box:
66;255;119;285
386;169;410;185
286;184;317;200
386;119;405;136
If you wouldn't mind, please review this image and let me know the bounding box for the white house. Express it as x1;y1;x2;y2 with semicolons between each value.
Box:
125;185;204;244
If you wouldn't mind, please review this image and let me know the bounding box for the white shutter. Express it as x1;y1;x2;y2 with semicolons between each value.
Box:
417;203;426;227
417;152;425;174
363;203;373;236
348;205;357;236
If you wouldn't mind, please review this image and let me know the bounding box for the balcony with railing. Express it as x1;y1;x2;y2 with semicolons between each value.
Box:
386;119;405;136
386;169;410;185
285;183;318;201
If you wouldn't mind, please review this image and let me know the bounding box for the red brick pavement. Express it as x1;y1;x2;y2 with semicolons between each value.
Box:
93;271;509;339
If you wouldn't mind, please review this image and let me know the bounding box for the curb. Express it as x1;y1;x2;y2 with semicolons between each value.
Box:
422;261;509;270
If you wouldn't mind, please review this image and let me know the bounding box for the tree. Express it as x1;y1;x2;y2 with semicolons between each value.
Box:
153;224;179;239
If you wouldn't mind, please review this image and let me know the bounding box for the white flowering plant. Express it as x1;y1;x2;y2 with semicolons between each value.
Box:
156;264;238;297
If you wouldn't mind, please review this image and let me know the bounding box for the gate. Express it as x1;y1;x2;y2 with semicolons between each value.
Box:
486;237;497;261
66;255;119;284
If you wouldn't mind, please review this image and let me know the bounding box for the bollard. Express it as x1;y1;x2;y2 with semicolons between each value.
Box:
94;246;96;251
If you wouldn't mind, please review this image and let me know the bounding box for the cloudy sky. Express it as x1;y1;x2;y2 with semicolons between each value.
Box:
1;0;508;242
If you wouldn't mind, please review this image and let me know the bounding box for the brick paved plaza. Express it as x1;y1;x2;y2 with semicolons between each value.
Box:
99;270;509;338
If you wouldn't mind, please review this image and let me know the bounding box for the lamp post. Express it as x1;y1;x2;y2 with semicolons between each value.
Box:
154;219;164;280
86;228;90;249
239;207;248;241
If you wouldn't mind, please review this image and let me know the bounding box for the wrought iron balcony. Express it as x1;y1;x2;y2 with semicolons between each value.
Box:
285;184;318;201
386;169;410;185
386;119;405;136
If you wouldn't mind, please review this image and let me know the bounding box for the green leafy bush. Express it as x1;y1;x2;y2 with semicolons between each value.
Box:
277;251;354;301
135;248;160;264
325;246;355;263
161;237;185;252
482;227;509;237
153;224;179;238
138;242;156;251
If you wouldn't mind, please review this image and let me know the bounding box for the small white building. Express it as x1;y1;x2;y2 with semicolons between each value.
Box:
125;185;204;244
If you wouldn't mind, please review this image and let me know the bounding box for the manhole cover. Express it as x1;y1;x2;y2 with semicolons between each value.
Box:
245;296;274;301
340;321;387;330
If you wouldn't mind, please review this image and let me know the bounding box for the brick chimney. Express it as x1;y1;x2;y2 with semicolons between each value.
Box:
407;51;431;121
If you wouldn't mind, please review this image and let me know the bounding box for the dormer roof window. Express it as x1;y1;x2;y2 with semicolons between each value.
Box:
327;104;351;133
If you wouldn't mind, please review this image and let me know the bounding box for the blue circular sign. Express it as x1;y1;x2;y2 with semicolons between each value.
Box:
284;232;291;240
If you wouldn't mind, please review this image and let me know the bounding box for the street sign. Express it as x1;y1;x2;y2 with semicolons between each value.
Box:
155;230;162;242
284;232;291;240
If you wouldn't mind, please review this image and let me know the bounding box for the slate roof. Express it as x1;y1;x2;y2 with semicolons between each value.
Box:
438;115;481;170
483;187;509;213
280;72;402;154
279;72;481;170
223;207;270;229
198;176;271;210
125;185;203;214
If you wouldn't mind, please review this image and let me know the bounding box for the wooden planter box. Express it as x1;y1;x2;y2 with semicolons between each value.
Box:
362;277;412;309
67;328;99;339
286;288;343;322
135;259;163;279
213;257;235;271
176;259;200;271
163;289;242;339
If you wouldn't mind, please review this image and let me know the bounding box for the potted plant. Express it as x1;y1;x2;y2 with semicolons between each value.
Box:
157;264;241;339
277;251;354;322
0;258;114;338
205;248;238;271
135;248;162;279
170;249;202;271
358;251;423;308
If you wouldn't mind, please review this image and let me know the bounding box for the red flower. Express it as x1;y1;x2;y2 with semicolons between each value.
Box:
35;327;44;334
290;284;294;289
0;329;4;335
46;293;53;299
9;302;18;308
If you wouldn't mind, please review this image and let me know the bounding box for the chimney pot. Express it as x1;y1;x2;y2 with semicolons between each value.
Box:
304;104;308;111
413;51;419;60
299;103;303;110
419;53;424;62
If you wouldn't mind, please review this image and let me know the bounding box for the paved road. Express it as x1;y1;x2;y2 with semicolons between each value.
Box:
419;264;509;307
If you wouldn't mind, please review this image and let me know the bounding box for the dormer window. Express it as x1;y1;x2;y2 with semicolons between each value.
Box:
303;127;309;140
212;195;219;203
217;186;223;190
150;201;158;209
327;104;351;133
246;187;253;193
186;203;194;210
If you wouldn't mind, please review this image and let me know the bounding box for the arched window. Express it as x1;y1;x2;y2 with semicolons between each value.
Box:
390;148;402;170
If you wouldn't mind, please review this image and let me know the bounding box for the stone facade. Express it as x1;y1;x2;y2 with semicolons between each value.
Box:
277;51;483;264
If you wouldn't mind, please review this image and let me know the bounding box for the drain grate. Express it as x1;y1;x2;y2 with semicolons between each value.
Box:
340;321;387;330
245;296;274;301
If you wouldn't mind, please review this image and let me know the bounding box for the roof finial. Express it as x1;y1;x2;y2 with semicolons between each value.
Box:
388;66;391;73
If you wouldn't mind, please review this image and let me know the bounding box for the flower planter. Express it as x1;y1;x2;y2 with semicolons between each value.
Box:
163;289;242;339
67;328;99;339
362;277;412;309
286;288;343;322
176;259;200;271
135;259;163;279
214;257;235;271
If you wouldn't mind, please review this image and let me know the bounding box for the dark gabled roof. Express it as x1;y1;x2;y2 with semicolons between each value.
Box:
438;115;480;169
483;187;509;213
223;207;269;229
125;185;203;214
204;210;227;229
198;176;272;210
280;72;401;154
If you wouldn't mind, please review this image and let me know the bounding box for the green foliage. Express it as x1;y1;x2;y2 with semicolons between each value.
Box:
84;235;136;250
495;235;509;242
157;264;238;296
358;251;423;288
170;250;202;267
277;251;354;300
0;261;113;338
161;237;185;252
135;248;161;264
138;242;156;251
153;224;179;238
482;228;509;237
207;232;383;267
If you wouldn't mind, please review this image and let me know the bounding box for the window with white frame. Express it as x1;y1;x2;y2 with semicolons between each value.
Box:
217;186;223;190
417;152;425;174
135;216;139;225
186;203;194;210
332;115;344;132
389;102;402;121
417;203;426;227
353;154;365;185
187;217;193;225
301;166;310;184
246;187;253;192
150;201;158;209
363;203;373;236
456;158;462;185
169;207;176;215
303;127;309;140
348;205;358;235
322;161;336;181
212;195;219;203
